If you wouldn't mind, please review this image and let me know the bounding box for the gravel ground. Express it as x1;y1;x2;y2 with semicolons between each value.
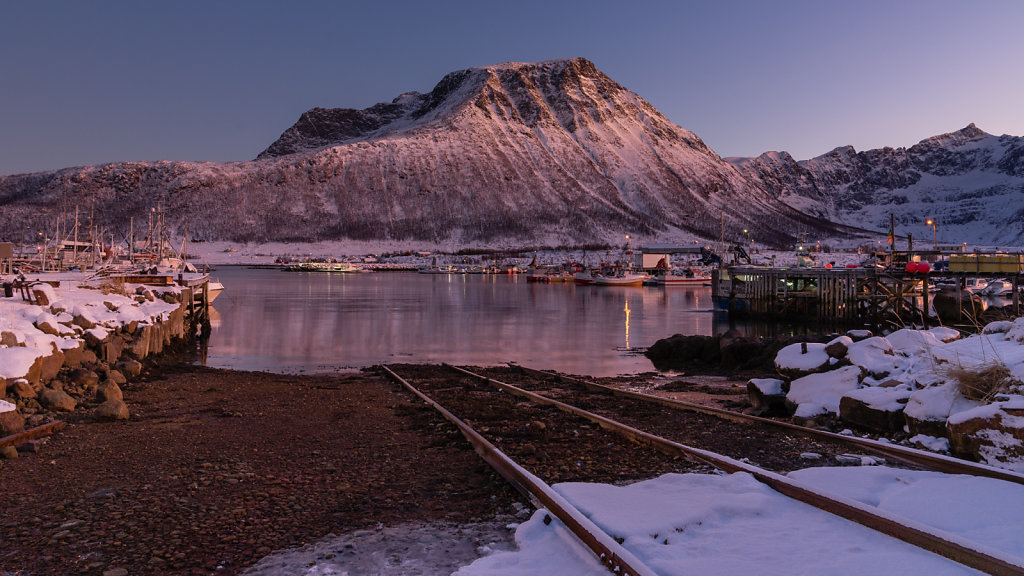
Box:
0;363;522;576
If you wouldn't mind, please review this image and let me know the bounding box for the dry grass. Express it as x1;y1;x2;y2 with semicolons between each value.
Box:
947;363;1022;402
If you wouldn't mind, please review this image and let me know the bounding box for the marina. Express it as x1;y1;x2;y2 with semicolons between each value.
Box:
713;251;1024;329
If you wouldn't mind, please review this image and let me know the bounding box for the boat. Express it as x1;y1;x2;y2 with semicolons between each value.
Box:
977;279;1012;296
591;269;649;287
207;280;225;303
647;268;712;286
573;269;594;285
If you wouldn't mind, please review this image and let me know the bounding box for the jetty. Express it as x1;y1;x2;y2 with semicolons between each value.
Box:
713;252;1024;328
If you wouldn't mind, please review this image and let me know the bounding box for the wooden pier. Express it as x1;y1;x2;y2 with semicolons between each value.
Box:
714;266;1024;328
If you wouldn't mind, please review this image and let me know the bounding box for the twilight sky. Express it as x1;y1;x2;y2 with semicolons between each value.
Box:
2;0;1022;176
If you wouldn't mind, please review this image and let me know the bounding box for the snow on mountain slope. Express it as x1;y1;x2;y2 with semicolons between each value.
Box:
0;58;848;248
730;124;1024;246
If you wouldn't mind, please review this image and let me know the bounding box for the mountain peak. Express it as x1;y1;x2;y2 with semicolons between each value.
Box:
915;123;990;150
257;57;632;159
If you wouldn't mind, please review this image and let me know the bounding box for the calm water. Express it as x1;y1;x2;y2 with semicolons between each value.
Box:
201;267;725;376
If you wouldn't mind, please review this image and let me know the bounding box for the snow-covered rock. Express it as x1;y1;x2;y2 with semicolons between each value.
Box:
946;398;1024;471
840;386;912;434
775;342;831;376
787;365;863;416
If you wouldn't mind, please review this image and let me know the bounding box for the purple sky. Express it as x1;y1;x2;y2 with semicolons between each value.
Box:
2;0;1022;175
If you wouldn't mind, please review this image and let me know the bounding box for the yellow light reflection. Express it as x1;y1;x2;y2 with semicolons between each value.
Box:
624;299;632;350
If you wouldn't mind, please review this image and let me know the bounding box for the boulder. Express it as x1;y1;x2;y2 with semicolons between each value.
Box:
904;382;978;439
96;381;123;403
775;342;832;379
101;335;125;364
115;359;142;378
946;402;1024;467
94;399;130;421
35;318;60;336
40;388;77;412
824;339;849;360
0;402;25;436
40;346;65;382
0;330;18;347
846;329;873;341
839;387;911;434
62;341;87;369
786;365;863;416
31;288;50;306
10;379;36;399
747;378;789;416
72;314;96;330
69;368;101;389
105;369;127;385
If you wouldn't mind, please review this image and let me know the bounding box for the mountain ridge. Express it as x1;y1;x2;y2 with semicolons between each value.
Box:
3;58;1014;249
728;123;1024;245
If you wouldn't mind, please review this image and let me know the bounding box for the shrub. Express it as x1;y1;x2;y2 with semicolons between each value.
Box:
947;363;1022;402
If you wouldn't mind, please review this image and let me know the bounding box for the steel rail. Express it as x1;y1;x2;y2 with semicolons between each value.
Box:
379;365;659;576
446;363;1024;575
0;420;66;450
509;363;1024;486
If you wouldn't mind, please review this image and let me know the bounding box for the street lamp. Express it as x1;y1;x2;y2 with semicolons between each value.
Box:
926;219;937;250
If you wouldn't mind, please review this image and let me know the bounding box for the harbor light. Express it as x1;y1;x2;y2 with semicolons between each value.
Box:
926;219;937;250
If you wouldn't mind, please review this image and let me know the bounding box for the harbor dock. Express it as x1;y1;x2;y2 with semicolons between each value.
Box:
714;258;1024;328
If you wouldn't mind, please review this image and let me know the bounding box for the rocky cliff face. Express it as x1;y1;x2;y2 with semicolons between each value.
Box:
0;58;848;248
729;124;1024;246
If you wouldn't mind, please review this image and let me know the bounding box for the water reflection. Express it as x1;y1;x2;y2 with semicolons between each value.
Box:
202;268;728;376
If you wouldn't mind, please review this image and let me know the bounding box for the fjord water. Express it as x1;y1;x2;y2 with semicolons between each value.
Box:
202;267;719;376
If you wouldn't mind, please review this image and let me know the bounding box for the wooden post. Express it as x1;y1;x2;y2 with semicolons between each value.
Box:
921;277;930;327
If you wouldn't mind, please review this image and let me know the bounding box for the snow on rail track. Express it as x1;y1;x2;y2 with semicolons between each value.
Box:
383;363;1024;576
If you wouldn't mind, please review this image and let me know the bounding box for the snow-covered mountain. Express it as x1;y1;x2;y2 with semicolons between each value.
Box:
0;58;848;248
730;124;1024;247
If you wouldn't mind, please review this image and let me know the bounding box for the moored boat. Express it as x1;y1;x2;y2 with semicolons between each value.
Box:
591;270;648;286
647;268;712;286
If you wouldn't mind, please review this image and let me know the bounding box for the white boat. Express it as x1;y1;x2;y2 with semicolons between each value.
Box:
977;279;1012;296
591;270;648;287
207;280;225;303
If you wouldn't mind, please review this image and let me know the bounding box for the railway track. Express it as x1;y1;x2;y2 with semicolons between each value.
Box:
501;363;1024;484
382;363;1024;576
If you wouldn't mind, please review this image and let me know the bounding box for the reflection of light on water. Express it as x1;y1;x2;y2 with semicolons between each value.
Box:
624;299;631;350
208;306;222;329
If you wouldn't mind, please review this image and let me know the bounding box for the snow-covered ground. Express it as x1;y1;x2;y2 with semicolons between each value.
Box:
242;467;1024;575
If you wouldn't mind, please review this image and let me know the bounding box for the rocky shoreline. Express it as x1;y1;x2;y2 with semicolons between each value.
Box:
2;279;193;443
1;361;523;576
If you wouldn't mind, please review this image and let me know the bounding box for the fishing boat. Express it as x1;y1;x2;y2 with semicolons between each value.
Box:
591;269;648;287
573;269;594;285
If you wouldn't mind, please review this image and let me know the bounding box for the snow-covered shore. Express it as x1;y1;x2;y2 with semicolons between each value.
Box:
0;274;191;431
